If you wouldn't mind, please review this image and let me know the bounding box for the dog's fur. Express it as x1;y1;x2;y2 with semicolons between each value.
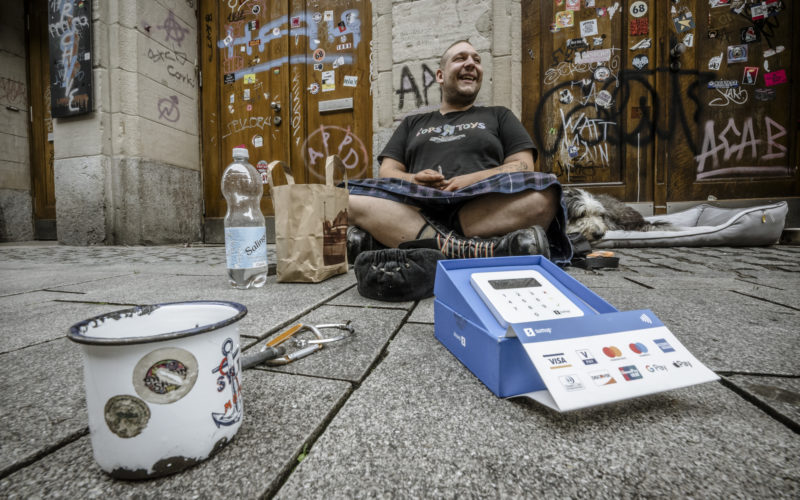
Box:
563;187;674;242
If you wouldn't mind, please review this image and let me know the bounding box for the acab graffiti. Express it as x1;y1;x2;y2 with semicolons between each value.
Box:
695;116;788;179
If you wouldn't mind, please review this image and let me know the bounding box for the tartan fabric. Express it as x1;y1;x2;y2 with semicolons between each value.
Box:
345;172;573;265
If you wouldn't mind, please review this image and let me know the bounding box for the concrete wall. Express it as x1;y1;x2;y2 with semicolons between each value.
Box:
371;0;522;176
0;0;33;241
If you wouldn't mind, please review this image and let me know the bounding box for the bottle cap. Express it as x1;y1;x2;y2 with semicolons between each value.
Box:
233;147;249;159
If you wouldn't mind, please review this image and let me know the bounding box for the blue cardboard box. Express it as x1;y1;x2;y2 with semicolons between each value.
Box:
433;256;618;398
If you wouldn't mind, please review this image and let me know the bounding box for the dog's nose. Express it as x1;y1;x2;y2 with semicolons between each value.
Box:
592;231;605;241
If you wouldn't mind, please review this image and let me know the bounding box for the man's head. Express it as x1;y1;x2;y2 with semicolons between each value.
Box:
436;40;483;108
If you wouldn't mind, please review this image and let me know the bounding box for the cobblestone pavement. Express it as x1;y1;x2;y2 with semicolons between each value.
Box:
0;243;797;498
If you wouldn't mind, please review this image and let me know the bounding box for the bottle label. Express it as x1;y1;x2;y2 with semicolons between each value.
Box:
225;227;268;269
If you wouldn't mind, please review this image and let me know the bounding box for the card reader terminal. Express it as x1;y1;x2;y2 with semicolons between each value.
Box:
469;269;585;327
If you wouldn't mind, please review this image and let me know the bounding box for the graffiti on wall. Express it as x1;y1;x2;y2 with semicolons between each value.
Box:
396;64;438;110
47;0;93;117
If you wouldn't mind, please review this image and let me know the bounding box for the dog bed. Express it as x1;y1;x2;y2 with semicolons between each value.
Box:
594;201;788;248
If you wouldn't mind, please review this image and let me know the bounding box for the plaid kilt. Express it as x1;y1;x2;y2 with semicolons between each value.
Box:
345;172;573;265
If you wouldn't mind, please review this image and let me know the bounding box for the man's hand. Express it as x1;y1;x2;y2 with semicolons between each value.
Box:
440;171;487;191
412;169;446;188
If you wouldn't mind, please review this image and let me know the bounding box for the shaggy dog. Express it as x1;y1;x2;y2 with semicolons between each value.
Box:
563;187;674;242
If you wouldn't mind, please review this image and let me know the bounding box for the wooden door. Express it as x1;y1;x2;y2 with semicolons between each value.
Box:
659;0;799;203
523;0;657;203
522;1;799;209
200;0;372;221
27;0;57;238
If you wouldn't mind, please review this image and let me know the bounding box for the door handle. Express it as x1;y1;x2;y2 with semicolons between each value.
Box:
270;101;281;112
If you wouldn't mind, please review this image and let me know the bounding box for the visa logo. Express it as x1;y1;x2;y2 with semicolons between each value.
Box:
548;356;568;365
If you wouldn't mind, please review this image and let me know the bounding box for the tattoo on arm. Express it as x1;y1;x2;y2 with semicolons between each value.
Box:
497;160;529;173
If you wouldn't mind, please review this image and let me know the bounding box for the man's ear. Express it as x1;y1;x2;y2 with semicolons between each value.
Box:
435;68;444;84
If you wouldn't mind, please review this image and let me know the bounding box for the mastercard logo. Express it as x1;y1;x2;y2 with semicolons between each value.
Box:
602;346;622;358
629;342;648;354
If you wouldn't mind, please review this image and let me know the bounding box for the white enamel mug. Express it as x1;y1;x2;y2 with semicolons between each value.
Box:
68;301;247;479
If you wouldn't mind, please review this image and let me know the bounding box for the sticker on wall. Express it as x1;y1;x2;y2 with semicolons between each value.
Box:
742;67;758;85
340;35;348;43
586;0;595;7
332;56;345;69
555;10;575;29
228;104;235;114
754;88;776;101
309;82;320;94
683;33;694;48
740;27;759;44
764;69;787;86
243;89;251;100
322;71;336;92
246;104;253;111
104;395;150;438
607;2;621;20
708;52;723;70
248;39;260;47
224;73;235;85
244;73;256;84
337;43;352;51
763;45;785;58
594;67;611;82
751;4;767;20
291;16;302;28
630;18;649;36
574;49;611;64
710;0;731;7
630;1;648;17
568;145;579;158
567;37;589;49
559;88;574;104
566;0;581;10
580;19;599;37
730;0;746;14
273;27;281;37
223;34;233;46
595;90;613;109
313;48;326;62
337;21;347;32
247;20;259;31
256;160;269;184
324;10;333;21
314;63;323;71
252;135;263;148
251;4;261;15
313;12;322;23
549;23;561;33
673;13;695;33
343;75;358;87
240;45;246;52
727;44;748;63
592;36;605;46
133;348;199;405
632;54;649;70
707;80;739;89
630;38;652;51
229;94;235;104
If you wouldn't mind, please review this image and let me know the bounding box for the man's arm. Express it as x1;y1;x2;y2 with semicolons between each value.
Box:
440;149;535;192
380;157;447;187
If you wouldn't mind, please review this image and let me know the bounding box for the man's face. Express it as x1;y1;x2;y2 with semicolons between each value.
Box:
437;42;483;106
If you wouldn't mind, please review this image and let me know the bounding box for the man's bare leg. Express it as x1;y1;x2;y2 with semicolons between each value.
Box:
458;187;558;238
349;195;426;248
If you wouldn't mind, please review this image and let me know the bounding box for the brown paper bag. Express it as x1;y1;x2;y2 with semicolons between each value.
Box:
267;156;349;283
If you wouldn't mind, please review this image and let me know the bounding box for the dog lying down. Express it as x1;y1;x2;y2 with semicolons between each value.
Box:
563;187;675;242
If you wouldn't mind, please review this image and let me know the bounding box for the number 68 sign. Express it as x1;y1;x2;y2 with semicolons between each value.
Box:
630;1;648;18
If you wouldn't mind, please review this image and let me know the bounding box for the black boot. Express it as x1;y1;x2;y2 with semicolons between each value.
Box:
346;226;387;264
401;217;551;260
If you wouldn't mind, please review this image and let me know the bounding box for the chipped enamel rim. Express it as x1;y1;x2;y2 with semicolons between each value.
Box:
67;301;248;346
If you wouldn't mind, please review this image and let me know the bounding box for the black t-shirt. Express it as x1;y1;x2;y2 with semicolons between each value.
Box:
378;106;537;178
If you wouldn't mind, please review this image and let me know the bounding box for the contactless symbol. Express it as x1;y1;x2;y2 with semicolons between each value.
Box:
602;346;623;358
104;395;150;438
629;342;648;355
559;374;585;392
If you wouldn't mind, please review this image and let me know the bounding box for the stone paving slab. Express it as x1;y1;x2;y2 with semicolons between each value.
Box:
0;298;122;353
0;370;351;498
47;273;355;339
0;268;134;297
325;284;414;309
0;338;89;477
277;323;800;498
726;375;800;428
597;288;799;375
252;304;409;383
407;297;434;323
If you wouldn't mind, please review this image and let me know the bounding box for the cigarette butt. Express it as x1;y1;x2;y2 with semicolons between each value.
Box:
437;165;443;175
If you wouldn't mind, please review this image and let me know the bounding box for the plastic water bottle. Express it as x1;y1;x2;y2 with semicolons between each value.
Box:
221;147;268;289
